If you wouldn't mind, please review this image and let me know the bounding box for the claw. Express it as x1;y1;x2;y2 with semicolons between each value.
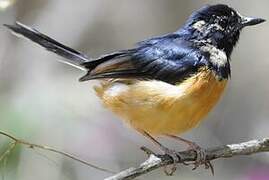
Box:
188;143;214;175
165;134;214;175
164;165;177;176
140;145;180;176
139;131;214;176
138;131;183;176
161;147;180;176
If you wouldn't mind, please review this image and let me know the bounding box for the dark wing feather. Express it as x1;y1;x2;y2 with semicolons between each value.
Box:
80;34;208;84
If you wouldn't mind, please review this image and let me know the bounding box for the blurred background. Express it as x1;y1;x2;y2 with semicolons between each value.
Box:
0;0;268;179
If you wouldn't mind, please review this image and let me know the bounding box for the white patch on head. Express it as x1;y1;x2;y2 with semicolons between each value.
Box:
104;82;129;97
193;20;224;33
200;44;227;67
209;23;224;31
192;20;206;32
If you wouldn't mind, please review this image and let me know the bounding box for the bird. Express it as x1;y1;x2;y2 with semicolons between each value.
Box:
4;4;265;175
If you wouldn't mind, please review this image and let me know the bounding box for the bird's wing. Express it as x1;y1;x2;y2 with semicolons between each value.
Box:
80;35;208;84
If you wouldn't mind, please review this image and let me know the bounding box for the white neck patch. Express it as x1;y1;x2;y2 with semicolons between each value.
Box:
200;44;228;67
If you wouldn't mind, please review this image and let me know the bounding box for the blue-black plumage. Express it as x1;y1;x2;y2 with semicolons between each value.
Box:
4;3;265;174
78;4;265;83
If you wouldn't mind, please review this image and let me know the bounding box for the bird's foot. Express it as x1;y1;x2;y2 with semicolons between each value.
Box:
187;142;214;175
164;134;214;175
161;146;180;176
140;146;180;176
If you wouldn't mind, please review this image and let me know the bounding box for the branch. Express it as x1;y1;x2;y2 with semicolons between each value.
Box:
0;131;115;174
105;138;269;180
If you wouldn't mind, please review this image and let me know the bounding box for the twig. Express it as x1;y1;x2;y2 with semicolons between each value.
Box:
0;141;17;162
105;138;269;180
0;131;115;174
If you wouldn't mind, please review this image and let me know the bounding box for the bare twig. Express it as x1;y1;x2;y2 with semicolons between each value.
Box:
0;131;115;174
105;138;269;180
0;141;17;163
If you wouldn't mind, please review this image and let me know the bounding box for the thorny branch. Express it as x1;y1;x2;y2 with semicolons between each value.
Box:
105;138;269;180
0;131;114;174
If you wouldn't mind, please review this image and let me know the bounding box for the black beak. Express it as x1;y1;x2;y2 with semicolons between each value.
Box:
241;16;266;27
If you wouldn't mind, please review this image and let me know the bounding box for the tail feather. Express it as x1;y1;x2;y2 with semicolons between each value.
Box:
4;22;89;70
4;22;139;82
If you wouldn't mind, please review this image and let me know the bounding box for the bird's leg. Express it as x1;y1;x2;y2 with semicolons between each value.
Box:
139;130;180;176
165;134;214;175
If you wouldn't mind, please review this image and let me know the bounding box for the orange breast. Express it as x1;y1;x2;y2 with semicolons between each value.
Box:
95;68;227;135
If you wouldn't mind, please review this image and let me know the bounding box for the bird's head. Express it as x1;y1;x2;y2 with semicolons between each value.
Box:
179;4;265;57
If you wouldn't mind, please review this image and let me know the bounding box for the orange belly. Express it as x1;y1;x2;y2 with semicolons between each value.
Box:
94;68;227;135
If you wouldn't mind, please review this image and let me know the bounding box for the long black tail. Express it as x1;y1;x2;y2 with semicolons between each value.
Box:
4;22;89;70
